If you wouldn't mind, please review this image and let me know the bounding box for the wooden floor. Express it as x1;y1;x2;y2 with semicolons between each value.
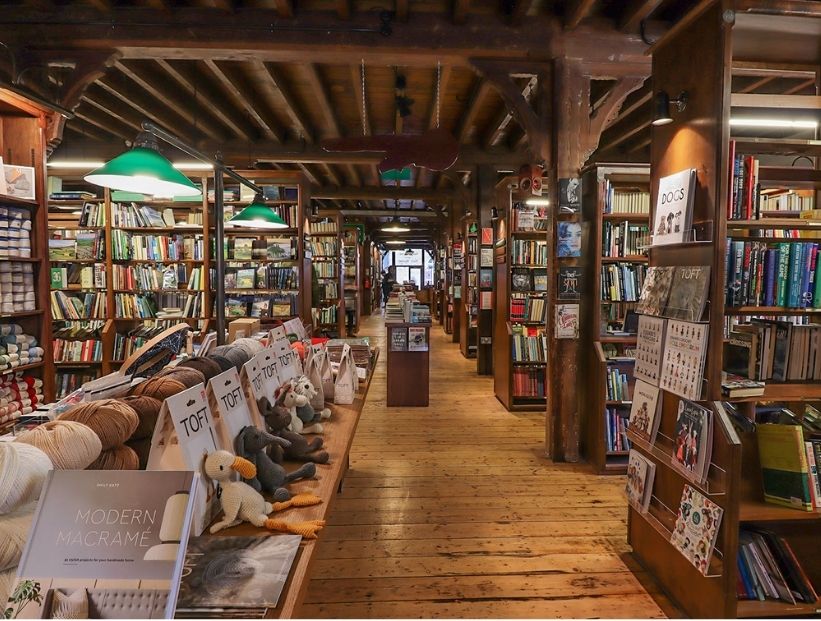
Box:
299;313;674;619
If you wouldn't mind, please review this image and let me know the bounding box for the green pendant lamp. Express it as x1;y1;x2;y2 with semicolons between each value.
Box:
229;194;288;229
84;133;201;197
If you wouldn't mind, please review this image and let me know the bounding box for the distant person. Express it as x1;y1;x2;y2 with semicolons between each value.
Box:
381;271;394;306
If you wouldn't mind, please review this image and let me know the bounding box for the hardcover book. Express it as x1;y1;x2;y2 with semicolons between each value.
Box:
555;303;579;339
634;315;666;385
511;268;533;292
659;319;709;401
757;423;814;511
652;168;696;246
626;449;656;513
558;177;581;213
532;268;548;292
390;327;407;351
636;266;675;316
177;535;301;611
670;484;724;576
233;239;254;261
556;222;582;257
628;379;662;444
557;267;582;299
670;399;713;485
664;266;711;322
479;268;493;288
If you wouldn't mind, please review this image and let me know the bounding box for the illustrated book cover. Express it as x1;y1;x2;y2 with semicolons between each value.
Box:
557;267;582;299
634;315;666;385
628;380;662;444
625;449;656;513
670;484;724;576
636;266;675;316
652;168;696;246
407;326;428;351
659;319;709;401
559;178;581;213
670;399;713;485
555;304;579;339
556;222;582;257
664;266;711;321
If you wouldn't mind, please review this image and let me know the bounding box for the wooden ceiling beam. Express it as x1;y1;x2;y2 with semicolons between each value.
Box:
783;78;817;96
482;75;536;148
453;0;471;24
140;0;170;9
250;0;293;17
337;0;352;20
65;117;116;142
598;110;650;153
619;0;663;32
345;163;363;186
73;108;132;141
85;0;112;10
154;59;257;141
191;0;234;9
302;64;343;139
321;163;343;187
261;62;314;142
509;0;535;25
395;0;409;21
564;0;597;30
314;186;456;201
738;75;777;94
296;163;320;186
203;59;282;141
456;79;492;143
80;88;145;133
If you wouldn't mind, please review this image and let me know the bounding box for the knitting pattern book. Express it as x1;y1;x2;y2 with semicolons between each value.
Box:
670;399;713;485
628;380;661;444
670;484;724;577
664;266;711;322
659;319;709;401
625;449;656;513
636;266;675;316
634;315;666;386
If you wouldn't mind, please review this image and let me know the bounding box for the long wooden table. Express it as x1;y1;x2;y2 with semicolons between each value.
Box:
205;348;379;619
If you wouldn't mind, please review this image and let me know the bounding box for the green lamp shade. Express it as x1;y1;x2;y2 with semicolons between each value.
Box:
84;147;202;197
229;201;289;229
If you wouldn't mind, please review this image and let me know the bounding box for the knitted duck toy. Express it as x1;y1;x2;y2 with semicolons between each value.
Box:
204;450;326;538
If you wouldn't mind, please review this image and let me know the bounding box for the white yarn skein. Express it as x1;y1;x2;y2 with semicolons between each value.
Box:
0;502;35;572
0;443;52;515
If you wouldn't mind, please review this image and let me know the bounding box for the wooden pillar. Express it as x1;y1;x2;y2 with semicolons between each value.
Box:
475;165;495;375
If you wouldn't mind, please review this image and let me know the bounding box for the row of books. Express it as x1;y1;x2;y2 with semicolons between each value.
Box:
512;204;548;232
309;220;337;234
510;294;546;323
114;293;157;319
737;528;819;604
111;203;174;228
511;334;547;363
309;239;338;257
111;263;199;291
601;263;647;303
111;232;205;261
512;367;546;398
602;182;650;214
53;338;103;363
225;294;294;318
511;267;548;292
49;232;105;261
50;264;106;290
756;423;820;513
112;326;168;361
55;370;98;399
317;282;338;300
76;201;105;227
225;237;294;261
312;305;338;326
605;408;630;452
511;239;548;266
313;262;337;279
725;320;821;382
602;221;649;257
606;365;632;401
50;291;106;320
725;241;821;309
224;266;298;290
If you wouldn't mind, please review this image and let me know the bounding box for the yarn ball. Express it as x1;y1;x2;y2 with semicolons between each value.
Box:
0;443;51;514
207;354;234;372
118;395;162;441
156;366;205;389
232;338;264;357
211;344;231;357
16;421;101;470
0;502;35;572
128;376;187;402
291;341;306;360
58;400;139;450
223;347;251;371
87;445;139;471
178;356;223;381
125;437;152;470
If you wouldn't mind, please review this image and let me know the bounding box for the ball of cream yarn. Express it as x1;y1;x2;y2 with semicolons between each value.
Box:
0;567;16;609
58;400;139;450
0;502;35;572
0;443;51;514
87;445;139;471
16;420;102;470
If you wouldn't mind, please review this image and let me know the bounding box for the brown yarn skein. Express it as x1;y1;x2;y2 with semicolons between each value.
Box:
129;376;186;402
125;437;152;470
178;357;223;381
156;366;205;389
16;420;102;469
57;400;139;450
87;445;139;470
118;395;162;441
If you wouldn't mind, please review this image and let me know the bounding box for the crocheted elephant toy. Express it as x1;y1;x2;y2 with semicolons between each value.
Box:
290;376;332;426
234;426;317;500
204;450;325;538
275;383;323;434
258;397;329;465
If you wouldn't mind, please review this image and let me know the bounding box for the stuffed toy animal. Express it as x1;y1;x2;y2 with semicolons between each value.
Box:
275;383;323;434
258;397;329;465
203;450;325;538
234;426;317;499
290;376;332;426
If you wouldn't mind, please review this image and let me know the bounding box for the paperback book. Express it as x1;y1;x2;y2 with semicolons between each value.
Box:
628;379;661;444
557;222;582;257
664;265;711;322
652;168;696;246
557;266;582;299
555;303;579;339
636;266;675;316
659;319;709;401
634;315;666;385
670;484;724;576
670;399;713;485
625;449;656;513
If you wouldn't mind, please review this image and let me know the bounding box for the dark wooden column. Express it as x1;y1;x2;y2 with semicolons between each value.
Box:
475;164;495;375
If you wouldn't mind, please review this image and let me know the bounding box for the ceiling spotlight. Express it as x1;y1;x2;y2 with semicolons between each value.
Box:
490;206;499;220
652;90;688;126
381;222;411;233
311;203;319;217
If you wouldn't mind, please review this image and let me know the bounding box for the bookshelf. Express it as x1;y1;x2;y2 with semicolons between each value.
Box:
626;6;821;618
342;225;361;334
434;243;446;325
493;177;549;411
309;212;344;336
459;221;478;359
0;87;55;415
579;164;650;474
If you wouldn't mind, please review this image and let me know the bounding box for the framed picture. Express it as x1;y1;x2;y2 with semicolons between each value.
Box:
3;164;35;200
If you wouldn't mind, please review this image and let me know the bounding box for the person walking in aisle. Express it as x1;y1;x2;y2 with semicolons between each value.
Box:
381;270;394;307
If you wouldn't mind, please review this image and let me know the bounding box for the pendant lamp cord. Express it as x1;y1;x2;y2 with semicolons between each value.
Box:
435;61;441;129
361;59;368;136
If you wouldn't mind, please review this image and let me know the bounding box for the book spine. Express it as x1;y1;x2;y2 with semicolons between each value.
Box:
764;249;776;307
788;243;805;308
776;243;790;307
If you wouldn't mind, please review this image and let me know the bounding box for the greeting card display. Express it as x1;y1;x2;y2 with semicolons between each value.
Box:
670;484;724;576
670;399;713;485
628;380;661;444
634;315;666;385
625;449;656;513
208;367;257;449
659;320;709;401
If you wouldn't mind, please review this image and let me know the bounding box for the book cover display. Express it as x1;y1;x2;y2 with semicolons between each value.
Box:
659;319;709;401
664;266;711;322
628;380;661;444
407;326;428;351
556;222;582;257
634;315;666;385
557;267;581;300
652;168;696;246
670;484;724;576
390;327;407;351
555;304;579;339
636;266;675;316
670;399;713;485
625;449;656;513
559;178;581;213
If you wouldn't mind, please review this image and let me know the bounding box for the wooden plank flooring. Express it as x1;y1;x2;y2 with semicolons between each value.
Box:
299;314;674;619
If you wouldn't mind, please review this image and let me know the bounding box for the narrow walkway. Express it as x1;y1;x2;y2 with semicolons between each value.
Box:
300;313;670;618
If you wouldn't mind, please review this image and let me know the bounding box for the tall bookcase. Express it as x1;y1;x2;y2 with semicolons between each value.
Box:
493;178;549;411
368;241;381;315
627;5;821;618
342;225;361;334
308;212;344;336
579;163;651;474
459;221;478;359
0;87;54;410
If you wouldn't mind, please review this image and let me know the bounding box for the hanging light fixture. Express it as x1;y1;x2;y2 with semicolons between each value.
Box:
84;132;202;197
381;198;411;232
652;91;688;126
229;193;288;229
385;239;405;245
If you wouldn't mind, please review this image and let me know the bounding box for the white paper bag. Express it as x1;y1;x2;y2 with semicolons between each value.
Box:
317;347;334;400
207;367;255;450
305;354;325;411
334;344;356;405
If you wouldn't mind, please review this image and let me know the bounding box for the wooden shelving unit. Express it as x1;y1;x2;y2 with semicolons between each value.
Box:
493;177;549;411
579;163;650;474
627;6;821;618
459;221;478;359
308;211;344;336
342;225;361;334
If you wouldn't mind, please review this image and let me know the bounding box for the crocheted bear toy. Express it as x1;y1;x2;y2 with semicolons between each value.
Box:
258;397;329;465
290;376;332;426
203;450;325;538
275;383;323;434
234;426;317;500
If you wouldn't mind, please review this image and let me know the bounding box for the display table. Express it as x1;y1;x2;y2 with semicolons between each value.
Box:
385;321;431;407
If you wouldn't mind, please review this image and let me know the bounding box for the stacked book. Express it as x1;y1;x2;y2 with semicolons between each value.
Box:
50;290;107;320
601;263;646;302
602;182;650;214
605;408;630;452
512;367;545;398
737;528;819;603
